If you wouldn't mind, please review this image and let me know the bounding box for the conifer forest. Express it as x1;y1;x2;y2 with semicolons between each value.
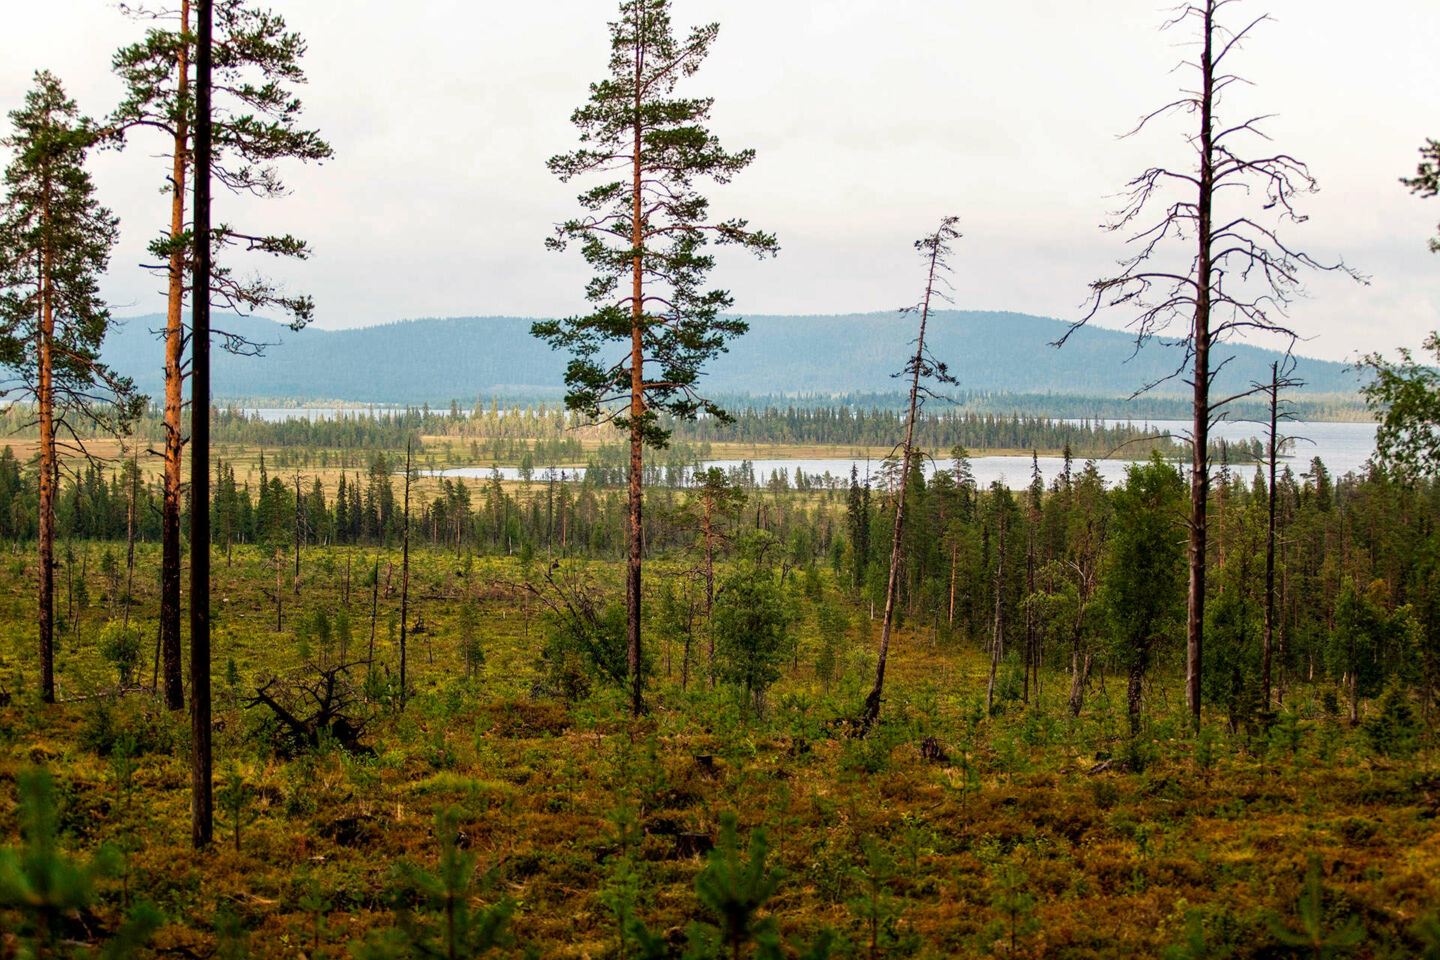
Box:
2;1;1440;957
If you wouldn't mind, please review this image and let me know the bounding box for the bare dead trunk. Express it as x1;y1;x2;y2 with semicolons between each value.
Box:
123;448;137;631
293;471;302;595
862;228;946;729
1185;4;1215;733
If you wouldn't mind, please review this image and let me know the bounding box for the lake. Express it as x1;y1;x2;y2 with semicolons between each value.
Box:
429;419;1378;489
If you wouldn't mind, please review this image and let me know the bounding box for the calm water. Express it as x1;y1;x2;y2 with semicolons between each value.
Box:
241;406;410;422
429;419;1378;490
241;407;1374;489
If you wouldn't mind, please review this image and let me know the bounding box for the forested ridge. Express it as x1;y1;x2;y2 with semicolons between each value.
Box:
94;310;1365;405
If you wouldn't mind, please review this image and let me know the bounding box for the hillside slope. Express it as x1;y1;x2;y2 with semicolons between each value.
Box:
97;310;1362;403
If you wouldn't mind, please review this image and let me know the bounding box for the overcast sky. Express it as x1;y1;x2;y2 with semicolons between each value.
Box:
3;0;1437;364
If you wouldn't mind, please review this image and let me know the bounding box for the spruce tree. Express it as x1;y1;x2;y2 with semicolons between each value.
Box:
536;0;776;715
0;72;139;704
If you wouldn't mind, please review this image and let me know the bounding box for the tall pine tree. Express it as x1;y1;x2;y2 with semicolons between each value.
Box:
535;0;776;715
0;72;139;704
110;0;331;709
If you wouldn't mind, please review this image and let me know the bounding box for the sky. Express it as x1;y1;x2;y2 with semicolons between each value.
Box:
2;0;1438;365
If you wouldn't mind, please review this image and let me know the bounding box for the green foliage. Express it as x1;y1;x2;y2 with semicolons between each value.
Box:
0;769;160;958
1100;455;1185;734
686;812;813;960
847;837;916;960
0;72;136;427
534;0;776;445
353;807;515;959
216;764;261;853
1267;855;1364;958
96;622;141;687
110;0;333;329
1361;331;1440;477
540;599;630;693
986;859;1041;959
1400;136;1440;252
1362;681;1422;759
1415;912;1440;960
712;568;791;714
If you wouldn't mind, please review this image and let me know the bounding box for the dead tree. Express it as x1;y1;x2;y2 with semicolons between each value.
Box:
861;216;961;730
1057;0;1362;730
246;662;372;754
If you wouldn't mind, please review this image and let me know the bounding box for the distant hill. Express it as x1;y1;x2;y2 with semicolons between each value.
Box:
97;310;1363;405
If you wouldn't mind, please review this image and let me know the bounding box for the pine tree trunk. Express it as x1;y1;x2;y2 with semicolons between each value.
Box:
160;0;192;712
625;53;645;718
37;185;56;704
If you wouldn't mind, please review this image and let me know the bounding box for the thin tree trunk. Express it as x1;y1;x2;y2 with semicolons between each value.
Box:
159;0;192;712
123;447;137;631
862;231;946;729
274;547;282;631
293;471;302;595
625;47;645;718
37;177;56;704
367;558;379;664
400;440;411;701
1185;3;1216;733
948;541;957;625
1262;361;1278;709
190;0;213;847
1068;649;1092;718
987;510;1007;715
1127;653;1147;740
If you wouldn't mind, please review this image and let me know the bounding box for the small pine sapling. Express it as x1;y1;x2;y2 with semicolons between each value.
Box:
847;837;917;960
216;764;260;853
689;813;782;960
354;807;515;959
294;872;333;959
1267;855;1364;958
986;859;1040;960
0;769;161;957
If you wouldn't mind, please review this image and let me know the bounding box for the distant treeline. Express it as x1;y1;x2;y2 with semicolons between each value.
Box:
702;390;1371;423
9;401;1256;462
669;406;1189;457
